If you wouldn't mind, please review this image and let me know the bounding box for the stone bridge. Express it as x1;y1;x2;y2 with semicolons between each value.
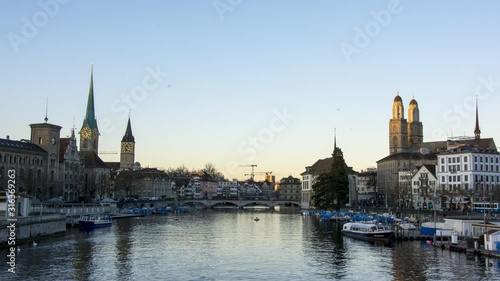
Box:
121;199;301;209
179;199;301;209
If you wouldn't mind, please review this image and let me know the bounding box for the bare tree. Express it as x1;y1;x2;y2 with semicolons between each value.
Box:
203;162;224;179
166;165;190;176
494;184;500;202
115;171;137;198
95;173;110;200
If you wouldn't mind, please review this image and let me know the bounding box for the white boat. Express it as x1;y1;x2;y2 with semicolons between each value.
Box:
341;222;395;243
79;214;112;229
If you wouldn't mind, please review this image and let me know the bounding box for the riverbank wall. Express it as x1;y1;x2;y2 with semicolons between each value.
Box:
0;214;66;248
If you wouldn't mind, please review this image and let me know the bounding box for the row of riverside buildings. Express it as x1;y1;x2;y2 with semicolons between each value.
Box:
300;94;499;211
2;67;497;211
0;66;303;207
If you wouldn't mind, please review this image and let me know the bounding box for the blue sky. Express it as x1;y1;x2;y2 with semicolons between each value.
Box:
2;0;500;180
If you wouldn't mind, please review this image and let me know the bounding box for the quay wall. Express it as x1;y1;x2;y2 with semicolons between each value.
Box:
31;205;115;215
0;214;66;248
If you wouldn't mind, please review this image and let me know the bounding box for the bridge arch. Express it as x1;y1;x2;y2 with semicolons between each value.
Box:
240;201;273;208
211;201;240;208
275;201;301;208
180;201;210;208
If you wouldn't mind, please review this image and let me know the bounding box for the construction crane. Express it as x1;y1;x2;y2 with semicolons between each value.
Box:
244;171;274;182
240;164;257;180
99;151;118;155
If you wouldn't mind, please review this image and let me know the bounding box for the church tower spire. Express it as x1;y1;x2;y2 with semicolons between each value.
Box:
474;97;481;141
120;113;135;170
334;128;337;151
407;95;423;150
122;114;135;142
389;92;408;154
80;64;100;153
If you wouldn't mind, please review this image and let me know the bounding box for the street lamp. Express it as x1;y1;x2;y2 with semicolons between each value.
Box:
433;181;437;244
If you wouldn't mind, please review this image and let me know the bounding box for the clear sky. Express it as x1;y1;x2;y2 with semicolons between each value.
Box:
2;0;500;181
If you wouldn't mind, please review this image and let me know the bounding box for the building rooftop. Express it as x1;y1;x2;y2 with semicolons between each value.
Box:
0;138;46;154
80;151;109;169
377;151;437;163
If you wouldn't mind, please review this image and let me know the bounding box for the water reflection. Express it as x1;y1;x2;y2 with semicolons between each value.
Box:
72;234;94;281
1;211;499;281
114;219;133;281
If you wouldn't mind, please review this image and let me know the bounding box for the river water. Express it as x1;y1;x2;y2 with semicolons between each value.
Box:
1;209;499;281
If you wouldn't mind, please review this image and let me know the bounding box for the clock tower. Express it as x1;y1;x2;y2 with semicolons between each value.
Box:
120;116;135;170
80;64;100;154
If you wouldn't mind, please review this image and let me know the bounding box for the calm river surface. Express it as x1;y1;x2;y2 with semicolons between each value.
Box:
1;209;499;281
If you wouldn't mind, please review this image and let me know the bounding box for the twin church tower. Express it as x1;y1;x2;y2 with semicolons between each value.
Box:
389;93;423;154
79;65;135;170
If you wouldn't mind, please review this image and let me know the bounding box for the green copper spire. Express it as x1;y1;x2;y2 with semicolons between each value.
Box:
122;114;135;142
83;64;98;130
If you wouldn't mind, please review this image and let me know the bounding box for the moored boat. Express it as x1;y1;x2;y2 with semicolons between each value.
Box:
79;214;112;229
341;222;395;243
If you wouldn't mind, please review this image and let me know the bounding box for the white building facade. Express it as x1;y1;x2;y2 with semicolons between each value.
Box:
437;145;500;210
410;165;437;210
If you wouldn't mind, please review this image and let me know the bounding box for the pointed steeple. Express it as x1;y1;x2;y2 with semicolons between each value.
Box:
83;64;98;130
122;114;135;142
80;64;100;154
474;97;481;141
334;128;337;150
44;97;49;123
332;128;337;156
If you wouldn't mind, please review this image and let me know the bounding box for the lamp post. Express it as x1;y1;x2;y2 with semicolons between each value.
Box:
433;181;437;244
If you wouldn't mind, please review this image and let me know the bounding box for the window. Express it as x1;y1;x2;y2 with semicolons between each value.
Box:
441;158;444;164
442;176;445;182
464;156;468;162
464;175;468;182
449;176;452;182
441;166;445;172
464;164;468;171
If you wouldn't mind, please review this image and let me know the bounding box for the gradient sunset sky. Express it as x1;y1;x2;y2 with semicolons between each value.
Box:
2;0;500;180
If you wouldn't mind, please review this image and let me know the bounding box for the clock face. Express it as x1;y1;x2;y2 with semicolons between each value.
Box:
121;142;134;153
51;137;56;145
81;127;91;139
